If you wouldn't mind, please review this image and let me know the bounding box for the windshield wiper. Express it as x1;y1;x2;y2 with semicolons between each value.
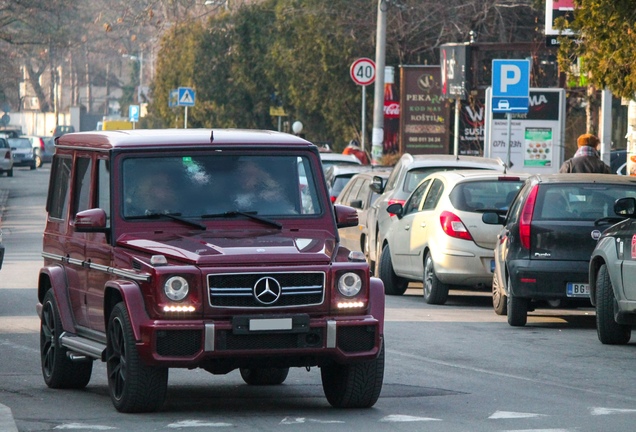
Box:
132;211;207;230
201;210;282;229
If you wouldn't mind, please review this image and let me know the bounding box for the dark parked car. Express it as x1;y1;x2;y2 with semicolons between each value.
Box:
22;135;54;167
589;196;636;344
9;137;36;170
483;174;635;327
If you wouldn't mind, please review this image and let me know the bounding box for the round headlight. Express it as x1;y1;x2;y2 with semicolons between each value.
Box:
164;276;189;301
338;272;362;297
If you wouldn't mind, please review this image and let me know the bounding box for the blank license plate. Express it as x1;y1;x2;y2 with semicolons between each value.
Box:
249;318;292;331
566;283;589;298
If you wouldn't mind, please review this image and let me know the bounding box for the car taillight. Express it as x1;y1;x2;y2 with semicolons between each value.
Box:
440;210;473;241
519;185;538;250
331;195;337;203
387;199;405;216
38;138;45;151
3;150;9;160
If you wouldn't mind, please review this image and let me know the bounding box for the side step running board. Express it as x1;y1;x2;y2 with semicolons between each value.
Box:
59;332;106;361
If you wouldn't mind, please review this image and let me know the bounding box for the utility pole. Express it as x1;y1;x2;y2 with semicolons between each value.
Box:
371;0;387;164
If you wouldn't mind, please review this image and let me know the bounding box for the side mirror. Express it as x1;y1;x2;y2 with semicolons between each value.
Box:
369;176;385;194
75;208;108;232
614;197;636;217
334;204;358;228
386;203;403;218
349;199;363;209
482;211;504;225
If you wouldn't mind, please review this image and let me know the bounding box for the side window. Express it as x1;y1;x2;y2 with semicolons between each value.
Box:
48;156;73;220
507;184;529;224
73;157;92;215
404;179;430;215
422;179;444;211
344;179;364;205
97;158;111;225
354;179;372;207
384;160;403;192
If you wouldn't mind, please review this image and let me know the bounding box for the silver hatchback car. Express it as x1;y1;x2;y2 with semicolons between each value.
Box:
379;170;526;302
367;153;506;276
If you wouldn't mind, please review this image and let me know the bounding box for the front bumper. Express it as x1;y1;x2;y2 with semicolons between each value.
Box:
136;314;382;369
508;258;589;299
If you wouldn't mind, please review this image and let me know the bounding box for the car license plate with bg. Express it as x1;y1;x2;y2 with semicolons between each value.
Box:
566;283;589;297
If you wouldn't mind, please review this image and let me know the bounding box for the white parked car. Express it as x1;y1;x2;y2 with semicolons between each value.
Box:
378;170;528;303
0;136;13;176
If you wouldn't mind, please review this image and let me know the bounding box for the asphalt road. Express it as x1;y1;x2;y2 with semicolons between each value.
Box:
2;165;636;431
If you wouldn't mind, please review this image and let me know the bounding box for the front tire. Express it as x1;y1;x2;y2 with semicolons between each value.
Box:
507;277;528;327
40;290;93;389
492;271;507;315
107;303;168;413
378;244;408;295
423;251;449;305
596;264;631;344
240;367;289;385
321;340;384;408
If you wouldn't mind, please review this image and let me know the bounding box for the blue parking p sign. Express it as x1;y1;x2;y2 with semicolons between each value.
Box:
129;104;140;122
491;59;530;113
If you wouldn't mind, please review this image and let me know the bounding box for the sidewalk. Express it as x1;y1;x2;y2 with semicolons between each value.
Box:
0;187;20;431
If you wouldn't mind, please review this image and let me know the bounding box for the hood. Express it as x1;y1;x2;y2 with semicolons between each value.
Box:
116;229;337;266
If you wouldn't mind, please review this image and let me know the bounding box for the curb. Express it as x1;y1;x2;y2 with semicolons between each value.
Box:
0;404;18;432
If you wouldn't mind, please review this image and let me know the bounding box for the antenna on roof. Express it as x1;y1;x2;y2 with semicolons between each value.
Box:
210;130;214;142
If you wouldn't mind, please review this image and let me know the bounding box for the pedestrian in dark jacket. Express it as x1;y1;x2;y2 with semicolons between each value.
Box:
559;133;611;174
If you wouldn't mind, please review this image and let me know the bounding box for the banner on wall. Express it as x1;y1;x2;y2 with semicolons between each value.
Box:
458;99;485;156
399;66;451;155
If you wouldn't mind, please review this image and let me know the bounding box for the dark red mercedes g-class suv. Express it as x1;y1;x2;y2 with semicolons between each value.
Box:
37;129;385;412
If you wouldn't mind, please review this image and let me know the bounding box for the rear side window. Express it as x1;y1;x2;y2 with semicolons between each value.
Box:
535;184;636;220
450;180;524;212
48;156;73;219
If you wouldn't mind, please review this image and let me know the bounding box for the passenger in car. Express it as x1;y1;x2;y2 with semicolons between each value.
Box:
233;160;296;214
125;171;180;216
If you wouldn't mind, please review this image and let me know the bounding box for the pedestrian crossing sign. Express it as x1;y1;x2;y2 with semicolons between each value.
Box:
177;87;196;107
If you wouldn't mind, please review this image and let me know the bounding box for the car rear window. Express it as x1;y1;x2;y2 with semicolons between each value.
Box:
8;138;31;149
535;184;636;221
450;179;524;212
404;167;489;194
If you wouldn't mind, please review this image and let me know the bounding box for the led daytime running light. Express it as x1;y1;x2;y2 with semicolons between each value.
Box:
337;301;365;309
163;305;196;312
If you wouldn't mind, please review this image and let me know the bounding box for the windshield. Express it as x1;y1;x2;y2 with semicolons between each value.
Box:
122;154;322;219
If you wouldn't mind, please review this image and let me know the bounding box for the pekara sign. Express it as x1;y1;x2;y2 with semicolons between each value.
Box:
399;65;451;155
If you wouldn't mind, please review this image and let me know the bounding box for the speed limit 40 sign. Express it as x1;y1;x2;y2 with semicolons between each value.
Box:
350;58;376;86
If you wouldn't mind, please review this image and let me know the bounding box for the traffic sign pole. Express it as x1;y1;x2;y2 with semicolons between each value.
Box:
350;58;376;156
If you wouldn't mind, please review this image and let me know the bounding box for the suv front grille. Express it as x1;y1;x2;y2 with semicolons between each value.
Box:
208;272;325;308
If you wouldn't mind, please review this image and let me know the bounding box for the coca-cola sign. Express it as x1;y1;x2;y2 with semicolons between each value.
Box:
384;101;400;119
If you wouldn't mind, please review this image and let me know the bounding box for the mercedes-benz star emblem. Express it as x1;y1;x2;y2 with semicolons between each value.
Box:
253;277;282;305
